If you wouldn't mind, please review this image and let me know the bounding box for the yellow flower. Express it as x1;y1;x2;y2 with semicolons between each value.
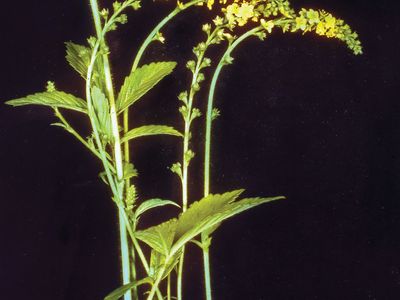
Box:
306;9;320;24
324;15;336;29
225;3;239;25
295;16;307;30
261;19;274;33
236;2;255;26
316;22;326;35
207;0;214;10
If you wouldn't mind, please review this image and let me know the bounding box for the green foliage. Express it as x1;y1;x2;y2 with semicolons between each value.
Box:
123;163;138;180
104;277;153;300
116;61;177;113
91;87;113;142
121;125;183;143
135;190;284;257
135;199;180;222
6;90;87;113
136;218;178;255
65;42;106;89
6;1;363;299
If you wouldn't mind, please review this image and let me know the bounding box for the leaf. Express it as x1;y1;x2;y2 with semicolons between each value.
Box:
149;249;181;280
135;199;180;220
66;42;90;78
5;91;87;113
171;195;285;255
91;87;112;140
135;218;178;256
116;61;177;113
104;277;153;300
65;42;106;89
121;125;182;143
175;190;244;238
123;163;138;180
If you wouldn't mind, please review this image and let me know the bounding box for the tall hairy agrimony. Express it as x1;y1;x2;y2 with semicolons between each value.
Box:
5;0;361;300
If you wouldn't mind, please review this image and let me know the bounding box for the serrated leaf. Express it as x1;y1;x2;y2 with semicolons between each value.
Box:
171;195;285;254
104;277;153;300
135;218;178;255
116;61;177;113
5;91;87;113
149;249;181;280
91;87;112;140
121;125;182;143
135;191;284;258
65;42;106;89
175;190;244;238
135;199;180;220
123;163;138;180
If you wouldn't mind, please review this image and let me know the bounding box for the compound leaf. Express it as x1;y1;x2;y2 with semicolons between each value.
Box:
116;61;177;113
5;91;87;113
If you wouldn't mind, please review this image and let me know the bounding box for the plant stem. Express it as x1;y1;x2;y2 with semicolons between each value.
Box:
202;26;263;300
203;248;212;300
147;263;168;300
89;1;130;299
123;0;204;194
167;274;171;300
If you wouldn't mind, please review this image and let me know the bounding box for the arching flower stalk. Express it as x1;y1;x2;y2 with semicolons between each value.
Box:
201;0;362;299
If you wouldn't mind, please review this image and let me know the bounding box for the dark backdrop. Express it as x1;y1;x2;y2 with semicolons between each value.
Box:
1;0;399;299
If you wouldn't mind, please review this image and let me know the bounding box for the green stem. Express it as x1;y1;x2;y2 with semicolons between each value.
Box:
167;274;171;300
123;0;204;192
204;25;263;196
122;212;164;300
147;263;168;300
89;1;131;300
203;248;212;300
202;26;263;300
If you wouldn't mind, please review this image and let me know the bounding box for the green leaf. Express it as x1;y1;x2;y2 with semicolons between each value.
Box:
104;277;153;300
135;199;180;220
149;249;182;280
91;87;112;140
175;190;244;238
65;42;106;89
135;190;285;258
5;91;87;113
123;163;138;180
116;61;177;113
121;125;182;143
65;42;90;78
135;218;178;256
171;194;285;255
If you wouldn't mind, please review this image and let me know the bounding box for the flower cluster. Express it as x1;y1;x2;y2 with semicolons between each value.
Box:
291;9;362;55
200;0;362;55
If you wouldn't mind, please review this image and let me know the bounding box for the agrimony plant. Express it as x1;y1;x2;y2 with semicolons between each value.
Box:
5;0;361;299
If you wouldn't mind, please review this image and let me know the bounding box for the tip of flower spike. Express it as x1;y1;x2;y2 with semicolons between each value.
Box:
292;9;362;56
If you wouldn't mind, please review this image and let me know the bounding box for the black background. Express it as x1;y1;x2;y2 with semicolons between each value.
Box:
1;0;400;299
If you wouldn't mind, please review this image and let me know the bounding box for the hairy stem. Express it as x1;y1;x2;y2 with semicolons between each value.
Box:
202;26;263;300
89;1;130;299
